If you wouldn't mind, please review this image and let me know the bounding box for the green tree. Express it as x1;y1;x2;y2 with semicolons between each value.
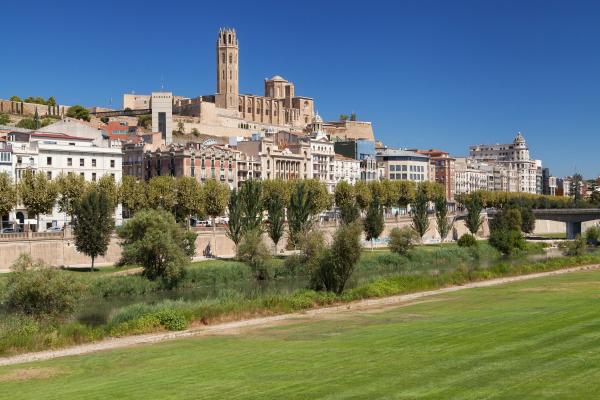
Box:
237;228;271;280
66;105;91;122
520;206;536;234
411;188;430;241
177;121;185;133
489;208;525;255
266;195;285;254
239;179;263;233
335;181;359;224
434;195;452;242
396;180;416;210
288;181;313;248
354;180;372;212
202;179;230;251
96;174;119;210
226;188;244;254
0;172;17;225
0;113;11;125
388;226;417;256
9;96;22;102
138;114;152;129
6;254;83;319
18;170;58;231
463;191;485;235
72;188;114;271
570;174;583;201
56;172;87;225
363;195;384;250
16;118;37;129
176;176;203;227
47;96;57;106
147;176;177;211
312;222;362;294
118;209;196;285
261;178;291;210
303;179;332;215
119;175;147;217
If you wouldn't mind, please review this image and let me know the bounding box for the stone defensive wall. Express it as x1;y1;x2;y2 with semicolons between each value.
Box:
0;99;69;118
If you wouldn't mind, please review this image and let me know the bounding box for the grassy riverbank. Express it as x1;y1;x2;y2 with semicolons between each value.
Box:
0;242;595;357
2;269;600;399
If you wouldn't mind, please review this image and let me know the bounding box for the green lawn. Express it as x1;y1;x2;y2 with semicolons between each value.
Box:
2;270;600;399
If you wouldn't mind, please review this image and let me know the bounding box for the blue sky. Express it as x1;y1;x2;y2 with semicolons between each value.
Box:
2;0;599;177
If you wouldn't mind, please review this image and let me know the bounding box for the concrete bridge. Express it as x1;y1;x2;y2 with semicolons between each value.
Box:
487;209;600;239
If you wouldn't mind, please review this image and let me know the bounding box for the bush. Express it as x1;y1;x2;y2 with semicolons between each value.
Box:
585;225;600;246
237;228;271;280
118;209;194;286
559;236;587;256
457;233;478;247
311;222;363;294
489;228;525;256
155;309;188;331
3;254;84;319
388;227;417;255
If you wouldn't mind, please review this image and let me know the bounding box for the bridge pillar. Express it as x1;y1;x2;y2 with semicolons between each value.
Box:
566;221;582;240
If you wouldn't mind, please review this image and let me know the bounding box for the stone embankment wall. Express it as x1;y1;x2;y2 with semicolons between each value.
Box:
0;99;68;118
0;217;593;271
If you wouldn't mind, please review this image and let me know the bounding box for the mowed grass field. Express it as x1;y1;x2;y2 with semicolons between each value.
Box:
1;270;600;399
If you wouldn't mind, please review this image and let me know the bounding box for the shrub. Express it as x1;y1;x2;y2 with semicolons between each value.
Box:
312;222;363;294
457;233;478;247
118;209;194;286
585;225;600;246
155;309;188;331
237;228;271;280
489;228;525;255
559;236;587;256
388;227;417;255
3;254;84;319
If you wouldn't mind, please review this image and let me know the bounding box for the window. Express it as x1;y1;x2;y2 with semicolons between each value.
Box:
110;159;115;168
92;159;97;167
47;171;52;180
0;152;10;162
46;157;52;165
67;158;72;166
92;173;96;181
80;158;84;167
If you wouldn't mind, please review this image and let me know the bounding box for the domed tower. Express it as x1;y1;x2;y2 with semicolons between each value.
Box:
513;132;529;160
310;113;326;138
216;28;239;110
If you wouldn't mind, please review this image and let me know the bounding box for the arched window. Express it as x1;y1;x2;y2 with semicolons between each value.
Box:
221;53;225;63
229;54;232;64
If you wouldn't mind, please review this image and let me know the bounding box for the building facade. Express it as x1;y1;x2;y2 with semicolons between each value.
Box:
376;149;430;182
5;131;122;230
414;149;455;200
469;132;541;194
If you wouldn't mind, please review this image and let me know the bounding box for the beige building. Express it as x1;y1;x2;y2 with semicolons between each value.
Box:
376;148;430;182
237;133;310;181
469;132;541;194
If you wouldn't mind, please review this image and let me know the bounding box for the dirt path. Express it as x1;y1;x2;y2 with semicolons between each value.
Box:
1;264;599;367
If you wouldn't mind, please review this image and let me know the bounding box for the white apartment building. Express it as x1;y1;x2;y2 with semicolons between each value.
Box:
333;154;361;186
5;131;122;230
454;157;493;195
376;148;430;182
469;132;541;194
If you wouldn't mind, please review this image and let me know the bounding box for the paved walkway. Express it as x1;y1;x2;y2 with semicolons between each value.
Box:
1;264;598;367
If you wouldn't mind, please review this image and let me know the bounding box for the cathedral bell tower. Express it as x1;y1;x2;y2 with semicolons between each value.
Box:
216;28;239;111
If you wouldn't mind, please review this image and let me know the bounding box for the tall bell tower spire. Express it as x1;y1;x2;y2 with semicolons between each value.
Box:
216;27;239;110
